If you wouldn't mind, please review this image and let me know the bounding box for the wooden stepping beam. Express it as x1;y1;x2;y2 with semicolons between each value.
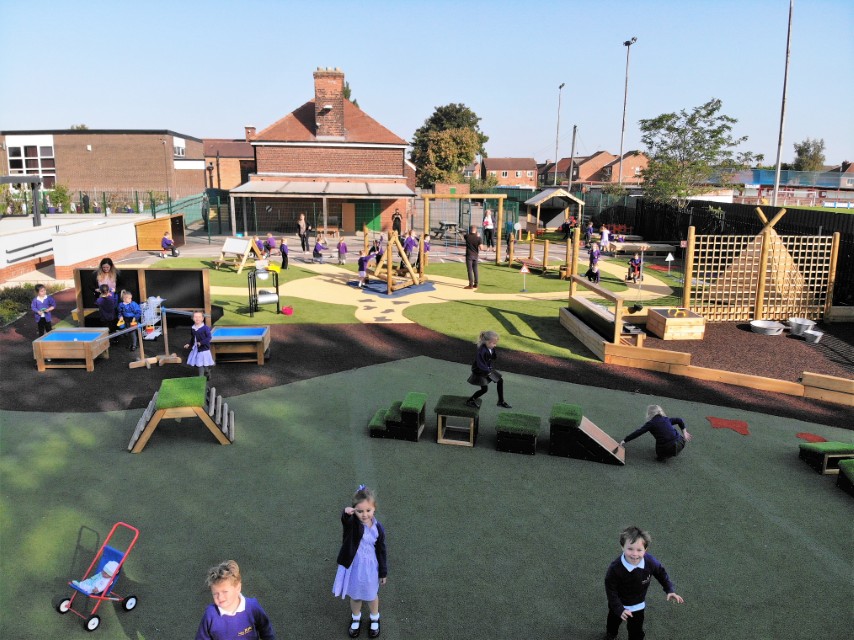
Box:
206;387;218;415
495;412;541;455
434;395;480;447
798;441;854;475
130;377;230;453
226;409;235;442
836;459;854;497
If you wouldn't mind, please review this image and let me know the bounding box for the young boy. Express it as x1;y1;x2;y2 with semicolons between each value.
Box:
195;560;276;640
278;237;289;270
31;284;57;336
117;290;142;351
604;526;685;640
626;253;642;283
160;232;180;258
357;250;370;288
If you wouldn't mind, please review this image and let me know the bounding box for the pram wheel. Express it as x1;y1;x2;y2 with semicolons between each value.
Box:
57;598;72;613
123;595;138;611
85;614;100;631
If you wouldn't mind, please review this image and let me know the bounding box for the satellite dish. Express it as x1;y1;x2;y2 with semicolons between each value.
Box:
514;222;522;231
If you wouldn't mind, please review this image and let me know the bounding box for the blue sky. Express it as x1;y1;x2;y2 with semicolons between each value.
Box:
1;0;851;165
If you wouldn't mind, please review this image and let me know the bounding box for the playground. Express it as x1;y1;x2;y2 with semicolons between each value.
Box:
1;230;852;639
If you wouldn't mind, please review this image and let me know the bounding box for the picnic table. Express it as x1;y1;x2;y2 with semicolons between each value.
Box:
432;221;460;239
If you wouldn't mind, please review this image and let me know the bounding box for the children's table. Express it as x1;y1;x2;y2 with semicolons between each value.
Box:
209;326;271;365
33;328;111;372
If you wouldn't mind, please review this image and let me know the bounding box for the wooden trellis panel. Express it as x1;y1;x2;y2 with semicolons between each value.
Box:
687;232;834;322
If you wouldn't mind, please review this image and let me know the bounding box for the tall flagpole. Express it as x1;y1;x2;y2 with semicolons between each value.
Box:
772;0;794;207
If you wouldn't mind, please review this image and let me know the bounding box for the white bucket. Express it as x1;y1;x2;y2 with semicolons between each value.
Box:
788;317;815;336
803;329;823;344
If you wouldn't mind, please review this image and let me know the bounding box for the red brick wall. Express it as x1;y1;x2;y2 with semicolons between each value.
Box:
256;146;404;176
484;170;537;188
434;183;471;195
0;255;55;283
314;69;346;138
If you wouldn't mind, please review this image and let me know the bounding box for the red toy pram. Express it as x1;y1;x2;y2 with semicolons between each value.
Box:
56;521;139;632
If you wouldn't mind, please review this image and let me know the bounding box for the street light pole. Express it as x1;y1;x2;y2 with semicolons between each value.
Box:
554;82;565;186
618;37;637;186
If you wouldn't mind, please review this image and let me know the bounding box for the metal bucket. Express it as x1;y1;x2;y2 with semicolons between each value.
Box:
788;317;815;336
803;329;823;344
750;320;785;336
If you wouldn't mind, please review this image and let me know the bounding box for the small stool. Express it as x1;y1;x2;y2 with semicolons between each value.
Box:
548;402;583;457
798;441;854;475
495;412;541;455
434;395;480;447
836;459;854;497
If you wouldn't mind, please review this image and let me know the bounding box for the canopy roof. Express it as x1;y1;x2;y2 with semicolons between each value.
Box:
230;180;414;198
524;187;584;207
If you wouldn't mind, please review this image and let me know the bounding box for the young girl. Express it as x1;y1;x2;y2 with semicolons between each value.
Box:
161;232;180;258
264;232;278;256
279;237;289;270
184;311;215;378
466;330;511;408
31;284;56;336
195;560;276;640
588;242;601;284
313;234;328;263
95;284;117;333
333;485;387;639
357;250;370;289
337;237;348;265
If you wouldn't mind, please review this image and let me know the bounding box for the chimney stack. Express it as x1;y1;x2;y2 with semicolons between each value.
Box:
244;126;256;141
313;67;346;139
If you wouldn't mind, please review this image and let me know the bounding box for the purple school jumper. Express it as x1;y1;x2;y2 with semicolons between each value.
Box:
194;596;276;640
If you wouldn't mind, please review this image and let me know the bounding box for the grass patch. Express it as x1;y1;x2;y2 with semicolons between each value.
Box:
212;294;358;324
152;258;316;288
404;298;597;361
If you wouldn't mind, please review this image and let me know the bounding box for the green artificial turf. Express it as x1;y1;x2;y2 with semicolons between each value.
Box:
153;258;316;288
434;394;481;418
400;392;427;413
798;441;854;454
1;357;852;639
838;458;854;479
428;262;630;294
550;402;583;428
404;298;598;361
495;412;541;435
211;295;358;325
155;377;207;409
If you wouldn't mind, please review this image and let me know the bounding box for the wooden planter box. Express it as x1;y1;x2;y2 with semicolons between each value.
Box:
646;308;705;340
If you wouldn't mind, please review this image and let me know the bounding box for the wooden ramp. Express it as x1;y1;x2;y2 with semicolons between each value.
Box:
550;416;625;465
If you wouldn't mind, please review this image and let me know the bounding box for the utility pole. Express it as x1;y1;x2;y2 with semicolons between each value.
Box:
554;82;565;186
772;0;794;207
618;37;637;186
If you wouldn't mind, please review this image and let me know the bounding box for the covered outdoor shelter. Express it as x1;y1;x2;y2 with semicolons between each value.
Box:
228;180;415;236
523;187;585;238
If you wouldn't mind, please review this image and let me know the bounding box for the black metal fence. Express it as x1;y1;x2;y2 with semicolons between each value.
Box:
596;199;854;306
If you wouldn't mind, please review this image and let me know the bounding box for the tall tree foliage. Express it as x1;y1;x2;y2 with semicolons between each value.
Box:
411;104;488;188
342;81;359;108
639;98;762;209
792;138;825;172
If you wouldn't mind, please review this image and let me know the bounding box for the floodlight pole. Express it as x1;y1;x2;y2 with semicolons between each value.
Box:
618;37;637;186
554;82;565;186
771;0;794;207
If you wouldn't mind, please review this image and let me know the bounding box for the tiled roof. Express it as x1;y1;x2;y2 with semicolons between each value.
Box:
482;157;537;171
203;139;254;158
255;100;406;145
601;151;647;168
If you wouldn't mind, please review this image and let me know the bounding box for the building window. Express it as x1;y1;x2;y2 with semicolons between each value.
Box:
515;171;522;177
501;171;508;178
173;146;185;157
5;144;55;184
527;170;533;177
634;166;642;176
489;171;496;176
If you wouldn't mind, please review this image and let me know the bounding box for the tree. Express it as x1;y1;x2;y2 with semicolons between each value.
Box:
411;103;489;188
467;172;499;193
792;138;825;172
639;98;762;209
70;124;88;130
342;81;358;108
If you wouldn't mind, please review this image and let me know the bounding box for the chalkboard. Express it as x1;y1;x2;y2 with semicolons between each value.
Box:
79;269;141;309
145;270;205;308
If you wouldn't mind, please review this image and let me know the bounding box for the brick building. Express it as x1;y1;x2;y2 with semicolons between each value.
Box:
540;151;619;186
600;151;648;184
0;129;205;201
203;138;256;191
230;68;415;235
482;157;537;188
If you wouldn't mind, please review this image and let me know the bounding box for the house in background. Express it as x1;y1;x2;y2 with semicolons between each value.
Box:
599;151;648;184
539;151;618;187
482;157;537;188
0;129;205;200
203;137;256;191
229;67;415;235
462;162;480;180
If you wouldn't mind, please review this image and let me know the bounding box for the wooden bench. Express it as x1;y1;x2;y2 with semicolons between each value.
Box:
495;412;542;455
798;441;854;475
836;459;854;497
434;395;480;447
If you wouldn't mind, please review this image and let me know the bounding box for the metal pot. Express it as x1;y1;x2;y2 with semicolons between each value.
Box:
750;320;785;336
787;317;815;336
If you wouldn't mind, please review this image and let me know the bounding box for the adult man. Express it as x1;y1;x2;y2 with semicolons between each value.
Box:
463;225;483;290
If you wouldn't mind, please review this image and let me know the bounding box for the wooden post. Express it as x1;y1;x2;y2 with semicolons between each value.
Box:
386;230;393;295
495;198;503;264
424;197;431;250
363;223;369;253
755;228;772;320
565;236;571;268
682;226;696;309
613;298;624;344
825;231;840;318
508;235;515;264
543;240;550;273
569;226;581;299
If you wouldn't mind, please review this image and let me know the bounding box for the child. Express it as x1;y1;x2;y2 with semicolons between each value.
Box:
357;250;370;289
584;221;595;248
31;284;56;336
254;236;267;258
604;526;685;640
117;290;142;351
195;560;276;640
313;235;328;263
264;232;278;256
72;560;119;596
337;237;348;265
184;310;215;379
626;253;642;283
466;330;511;408
279;237;289;270
414;236;430;270
600;224;612;255
587;242;601;284
368;238;383;268
333;485;387;639
95;284;117;333
160;232;180;258
400;230;417;269
619;405;692;462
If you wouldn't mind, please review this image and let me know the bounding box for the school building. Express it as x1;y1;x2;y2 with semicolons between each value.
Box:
229;67;416;236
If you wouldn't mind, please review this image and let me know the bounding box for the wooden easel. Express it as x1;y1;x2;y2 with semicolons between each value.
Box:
213;237;263;274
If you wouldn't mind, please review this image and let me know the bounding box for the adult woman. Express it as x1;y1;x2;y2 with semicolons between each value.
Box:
94;257;119;298
482;209;495;250
297;212;311;252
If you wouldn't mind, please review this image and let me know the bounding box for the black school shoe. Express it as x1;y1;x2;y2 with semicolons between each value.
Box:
348;616;361;638
368;617;380;638
497;401;512;408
